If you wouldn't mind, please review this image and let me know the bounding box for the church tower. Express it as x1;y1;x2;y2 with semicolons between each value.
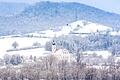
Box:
52;40;56;53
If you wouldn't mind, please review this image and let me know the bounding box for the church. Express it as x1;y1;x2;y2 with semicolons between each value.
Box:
51;40;75;62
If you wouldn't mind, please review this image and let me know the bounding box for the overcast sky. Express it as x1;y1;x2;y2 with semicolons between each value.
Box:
0;0;120;14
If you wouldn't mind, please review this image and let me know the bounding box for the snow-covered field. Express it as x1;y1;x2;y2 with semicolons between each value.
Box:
61;20;112;35
82;51;112;59
3;48;51;58
0;37;51;58
0;20;117;60
21;20;115;38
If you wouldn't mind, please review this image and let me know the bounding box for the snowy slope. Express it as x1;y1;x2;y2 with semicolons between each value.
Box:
46;20;112;37
2;48;51;59
17;20;113;39
82;51;112;59
62;20;112;34
24;20;113;38
0;20;114;59
0;37;51;58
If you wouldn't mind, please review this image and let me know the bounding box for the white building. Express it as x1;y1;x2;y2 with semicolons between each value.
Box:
51;40;75;62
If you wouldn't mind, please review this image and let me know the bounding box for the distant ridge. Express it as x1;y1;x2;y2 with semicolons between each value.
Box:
0;2;28;16
0;1;120;36
21;1;120;28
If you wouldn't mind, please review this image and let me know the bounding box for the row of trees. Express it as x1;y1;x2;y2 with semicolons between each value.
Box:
4;54;22;65
3;54;37;65
0;55;120;80
45;33;120;55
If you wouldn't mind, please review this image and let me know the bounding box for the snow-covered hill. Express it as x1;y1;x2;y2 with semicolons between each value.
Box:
70;20;112;33
57;20;112;36
22;20;113;37
0;20;116;59
1;1;120;36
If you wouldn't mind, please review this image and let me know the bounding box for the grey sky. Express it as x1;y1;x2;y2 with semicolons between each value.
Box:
0;0;120;14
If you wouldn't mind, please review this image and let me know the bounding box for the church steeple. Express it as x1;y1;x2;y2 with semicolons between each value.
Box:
52;40;56;53
52;40;55;45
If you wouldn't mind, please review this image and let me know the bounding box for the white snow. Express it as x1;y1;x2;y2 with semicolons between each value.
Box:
70;20;112;34
3;48;51;58
114;56;120;62
110;31;120;36
82;51;112;59
40;30;55;37
0;20;114;60
0;37;51;58
28;20;113;38
27;32;41;37
47;20;112;37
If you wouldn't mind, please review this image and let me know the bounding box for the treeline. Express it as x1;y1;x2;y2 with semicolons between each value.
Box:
3;54;37;65
0;55;119;80
45;33;120;55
